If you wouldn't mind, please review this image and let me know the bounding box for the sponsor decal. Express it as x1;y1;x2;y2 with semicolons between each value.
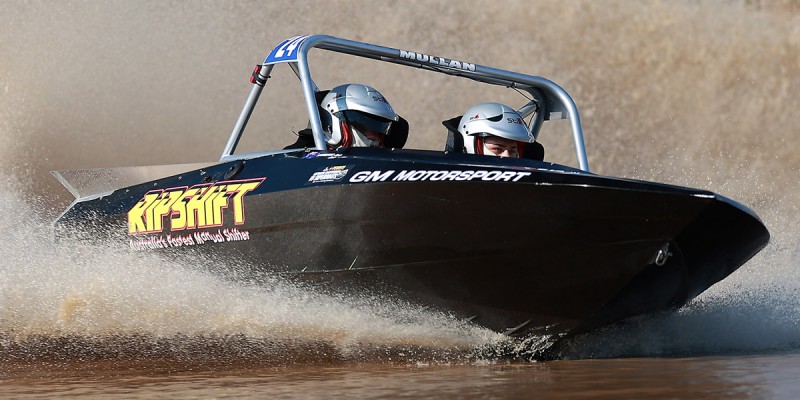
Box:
315;153;346;159
348;169;532;183
129;228;251;251
264;35;310;64
127;177;264;235
399;50;476;72
307;165;350;184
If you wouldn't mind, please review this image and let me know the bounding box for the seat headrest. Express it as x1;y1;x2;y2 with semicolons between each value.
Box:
442;116;463;152
384;115;409;149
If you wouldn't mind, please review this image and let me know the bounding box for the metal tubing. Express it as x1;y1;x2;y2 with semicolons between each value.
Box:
220;64;273;160
228;35;591;171
295;46;327;150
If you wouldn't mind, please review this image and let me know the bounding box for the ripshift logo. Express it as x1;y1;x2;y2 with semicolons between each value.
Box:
127;178;264;235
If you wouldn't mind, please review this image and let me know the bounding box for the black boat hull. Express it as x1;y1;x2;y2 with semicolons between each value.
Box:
54;148;770;339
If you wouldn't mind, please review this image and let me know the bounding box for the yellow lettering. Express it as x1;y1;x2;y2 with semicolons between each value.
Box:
170;187;200;231
229;181;262;224
128;191;162;234
127;178;264;235
185;185;215;229
203;185;227;227
210;184;233;226
150;190;184;232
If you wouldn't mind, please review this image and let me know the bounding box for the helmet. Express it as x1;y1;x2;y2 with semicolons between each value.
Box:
457;102;535;157
320;84;399;148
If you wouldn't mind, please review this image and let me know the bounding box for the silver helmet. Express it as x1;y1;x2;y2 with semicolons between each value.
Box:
457;102;535;156
320;84;398;148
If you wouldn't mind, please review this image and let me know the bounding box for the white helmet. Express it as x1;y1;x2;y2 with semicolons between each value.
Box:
320;84;399;148
458;102;535;156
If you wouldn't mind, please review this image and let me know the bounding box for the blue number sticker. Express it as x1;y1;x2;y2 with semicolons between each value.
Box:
264;35;311;65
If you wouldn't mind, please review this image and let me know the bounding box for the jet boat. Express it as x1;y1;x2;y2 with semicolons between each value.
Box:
53;35;770;344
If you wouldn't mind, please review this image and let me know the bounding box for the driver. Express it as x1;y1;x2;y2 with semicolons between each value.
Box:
285;84;399;150
457;102;536;158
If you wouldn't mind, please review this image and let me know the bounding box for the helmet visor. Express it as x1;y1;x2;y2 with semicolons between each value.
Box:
341;110;393;136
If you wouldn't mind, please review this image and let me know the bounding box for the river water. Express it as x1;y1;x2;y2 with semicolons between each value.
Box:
2;0;800;398
3;355;800;398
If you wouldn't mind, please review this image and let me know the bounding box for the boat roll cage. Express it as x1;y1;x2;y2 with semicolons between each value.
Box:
221;34;590;172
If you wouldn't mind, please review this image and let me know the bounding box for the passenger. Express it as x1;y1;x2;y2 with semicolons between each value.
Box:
456;102;537;158
285;84;399;150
